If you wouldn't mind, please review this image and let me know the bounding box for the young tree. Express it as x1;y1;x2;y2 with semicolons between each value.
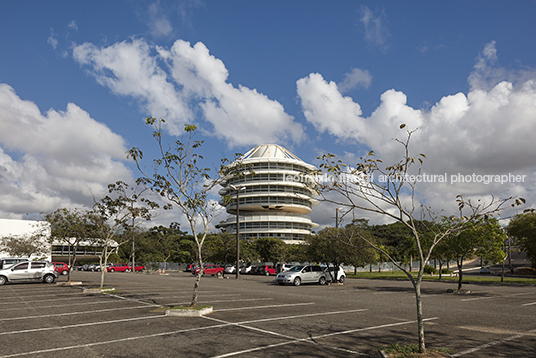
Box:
315;127;520;353
443;217;506;289
91;181;157;288
507;211;536;269
128;118;232;307
45;208;95;282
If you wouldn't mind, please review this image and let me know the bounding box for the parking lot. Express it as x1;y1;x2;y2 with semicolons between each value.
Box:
1;271;535;357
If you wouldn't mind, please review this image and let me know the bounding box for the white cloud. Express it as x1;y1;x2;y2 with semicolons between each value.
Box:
73;38;304;147
0;84;132;218
338;68;372;93
359;6;390;51
298;43;536;219
147;2;173;37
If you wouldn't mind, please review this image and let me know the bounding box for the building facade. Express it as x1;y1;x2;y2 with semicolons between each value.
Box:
218;144;318;243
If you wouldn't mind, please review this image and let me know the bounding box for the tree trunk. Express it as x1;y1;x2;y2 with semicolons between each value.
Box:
457;258;464;290
414;280;426;353
191;248;204;307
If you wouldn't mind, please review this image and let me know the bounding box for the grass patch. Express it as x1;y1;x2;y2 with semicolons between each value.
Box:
380;343;453;357
348;271;536;285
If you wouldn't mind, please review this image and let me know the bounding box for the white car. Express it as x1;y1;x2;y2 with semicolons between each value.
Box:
224;265;236;274
240;264;253;274
0;261;58;285
275;265;327;286
324;266;346;283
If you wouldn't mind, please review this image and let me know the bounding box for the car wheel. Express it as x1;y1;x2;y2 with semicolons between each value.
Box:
338;276;345;283
61;270;68;275
293;277;301;286
318;276;327;285
110;269;115;272
265;271;270;276
0;276;6;285
43;274;55;284
216;271;223;278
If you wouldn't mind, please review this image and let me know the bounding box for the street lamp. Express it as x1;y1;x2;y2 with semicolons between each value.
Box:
230;184;245;279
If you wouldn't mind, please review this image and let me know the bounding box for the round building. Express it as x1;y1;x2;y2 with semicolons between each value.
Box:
218;144;318;243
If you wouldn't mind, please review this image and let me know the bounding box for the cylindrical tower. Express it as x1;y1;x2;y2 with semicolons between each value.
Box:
218;144;318;243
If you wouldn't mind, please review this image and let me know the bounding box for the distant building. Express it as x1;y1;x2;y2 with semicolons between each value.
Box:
218;144;319;243
0;218;115;263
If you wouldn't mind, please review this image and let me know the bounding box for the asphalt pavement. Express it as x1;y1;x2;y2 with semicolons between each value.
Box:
0;270;535;357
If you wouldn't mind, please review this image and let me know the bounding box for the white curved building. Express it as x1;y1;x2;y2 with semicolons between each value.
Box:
218;144;319;243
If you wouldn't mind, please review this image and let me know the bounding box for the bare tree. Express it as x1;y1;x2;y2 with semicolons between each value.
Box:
315;127;521;352
1;222;49;259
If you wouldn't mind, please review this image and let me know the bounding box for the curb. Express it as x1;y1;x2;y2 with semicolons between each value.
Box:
165;306;213;317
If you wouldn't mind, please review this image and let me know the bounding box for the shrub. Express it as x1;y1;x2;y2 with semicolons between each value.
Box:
423;265;436;274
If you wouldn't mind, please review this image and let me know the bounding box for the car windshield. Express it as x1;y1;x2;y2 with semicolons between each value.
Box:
288;265;304;272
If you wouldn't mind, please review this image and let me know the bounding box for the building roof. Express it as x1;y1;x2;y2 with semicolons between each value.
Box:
241;144;304;162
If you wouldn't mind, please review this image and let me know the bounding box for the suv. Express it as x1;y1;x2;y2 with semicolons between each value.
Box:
52;262;70;275
0;257;29;270
0;261;58;285
275;265;327;286
128;263;146;272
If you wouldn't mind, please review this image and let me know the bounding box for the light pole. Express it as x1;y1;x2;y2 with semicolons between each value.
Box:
230;185;245;279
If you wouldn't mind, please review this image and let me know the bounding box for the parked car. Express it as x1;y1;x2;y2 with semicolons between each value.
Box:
480;266;491;274
128;263;146;272
194;264;224;277
0;257;29;270
240;264;253;274
52;262;70;275
258;265;276;276
184;263;196;272
224;265;236;274
0;261;58;285
275;265;327;286
275;263;293;273
107;263;130;272
323;266;346;283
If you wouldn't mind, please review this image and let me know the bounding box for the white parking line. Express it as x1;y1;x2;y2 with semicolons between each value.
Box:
0;315;164;336
0;300;117;312
522;301;536;306
0;304;159;322
0;308;369;357
208;316;440;358
461;291;535;302
216;302;314;312
452;328;536;356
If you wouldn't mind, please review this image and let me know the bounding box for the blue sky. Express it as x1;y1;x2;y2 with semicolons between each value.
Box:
1;1;535;230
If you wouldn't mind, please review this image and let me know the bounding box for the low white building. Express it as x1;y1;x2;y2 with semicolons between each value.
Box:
0;218;52;261
0;218;115;263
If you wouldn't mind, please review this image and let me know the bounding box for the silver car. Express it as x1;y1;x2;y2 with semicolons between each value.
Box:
0;261;58;285
275;265;327;286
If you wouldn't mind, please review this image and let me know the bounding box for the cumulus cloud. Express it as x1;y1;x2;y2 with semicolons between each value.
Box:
338;68;373;93
73;38;304;147
299;42;536;218
0;84;132;218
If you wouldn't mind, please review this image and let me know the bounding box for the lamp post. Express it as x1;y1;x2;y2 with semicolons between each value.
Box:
230;185;245;279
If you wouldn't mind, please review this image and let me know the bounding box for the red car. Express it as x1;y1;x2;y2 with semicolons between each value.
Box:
258;265;276;276
194;264;223;277
107;263;130;272
128;263;146;272
53;262;70;275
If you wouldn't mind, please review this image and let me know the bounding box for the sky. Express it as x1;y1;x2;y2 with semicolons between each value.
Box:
1;1;535;231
